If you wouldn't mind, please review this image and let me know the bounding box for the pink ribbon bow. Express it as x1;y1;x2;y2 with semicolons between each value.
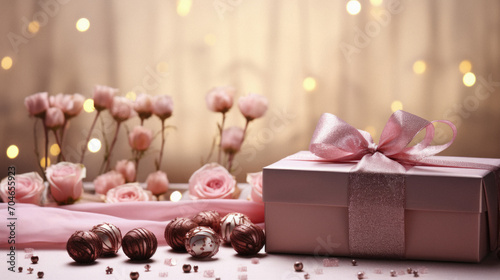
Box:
309;110;457;168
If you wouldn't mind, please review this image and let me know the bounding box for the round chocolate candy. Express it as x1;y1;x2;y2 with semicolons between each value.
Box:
185;226;221;258
66;231;103;263
122;228;158;261
192;210;221;233
220;212;251;243
164;217;198;251
230;223;265;255
91;222;122;255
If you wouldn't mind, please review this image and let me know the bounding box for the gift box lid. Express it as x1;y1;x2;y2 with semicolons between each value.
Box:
264;151;498;211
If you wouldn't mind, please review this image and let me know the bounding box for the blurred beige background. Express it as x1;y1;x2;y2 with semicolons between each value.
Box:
1;0;499;183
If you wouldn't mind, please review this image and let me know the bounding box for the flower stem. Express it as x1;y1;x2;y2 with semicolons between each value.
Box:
33;119;47;181
156;119;166;171
227;152;235;172
80;110;101;164
103;121;121;173
57;119;68;162
43;123;49;171
53;129;66;161
217;112;226;164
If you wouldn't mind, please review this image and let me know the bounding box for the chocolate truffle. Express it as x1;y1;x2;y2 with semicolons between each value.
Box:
91;222;122;255
230;223;265;255
220;212;251;243
122;228;158;261
185;226;221;258
192;210;221;233
66;231;103;263
164;217;198;251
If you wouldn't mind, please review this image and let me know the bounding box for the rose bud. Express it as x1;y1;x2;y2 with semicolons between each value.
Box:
93;85;117;111
44;107;65;129
146;170;169;196
221;126;245;154
24;92;50;118
238;93;268;121
134;93;153;121
50;93;85;118
0;172;45;205
206;86;235;113
93;170;126;195
111;96;135;122
152;95;174;120
188;163;236;200
115;160;136;183
128;125;153;151
45;162;86;205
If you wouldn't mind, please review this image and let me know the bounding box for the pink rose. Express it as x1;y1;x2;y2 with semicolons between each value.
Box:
221;126;245;154
50;93;84;118
105;183;153;203
0;172;45;205
128;125;153;151
115;160;136;183
111;96;134;122
247;172;263;203
238;93;268;121
93;170;126;195
45;162;86;204
44;107;65;129
146;171;169;195
93;85;117;111
24;92;49;118
206;86;235;113
188;163;236;200
134;93;153;120
152;95;174;120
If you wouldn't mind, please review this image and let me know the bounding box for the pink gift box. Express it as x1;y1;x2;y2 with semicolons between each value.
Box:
263;151;500;262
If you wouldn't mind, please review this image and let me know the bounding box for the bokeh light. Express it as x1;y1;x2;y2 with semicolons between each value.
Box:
177;0;192;17
28;21;40;34
347;0;362;15
1;56;13;70
364;126;377;139
40;157;51;168
459;60;472;74
88;138;102;153
6;145;19;159
125;91;137;101
463;72;476;87
413;60;426;74
302;77;317;92
50;144;60;156
76;18;90;32
170;191;183;202
391;100;403;112
83;99;95;113
370;0;383;6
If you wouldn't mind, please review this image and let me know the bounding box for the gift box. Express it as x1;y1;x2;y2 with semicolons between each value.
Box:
263;111;500;262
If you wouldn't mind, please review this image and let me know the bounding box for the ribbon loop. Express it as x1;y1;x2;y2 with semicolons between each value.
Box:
310;110;457;165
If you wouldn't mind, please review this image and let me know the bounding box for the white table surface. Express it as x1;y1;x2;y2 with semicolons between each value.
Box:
2;246;500;280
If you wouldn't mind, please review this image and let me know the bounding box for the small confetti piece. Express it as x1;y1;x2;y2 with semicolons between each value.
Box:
164;258;177;266
204;269;215;278
314;268;323;275
251;258;259;264
238;275;248;280
323;258;339;267
304;273;311;279
237;265;247;272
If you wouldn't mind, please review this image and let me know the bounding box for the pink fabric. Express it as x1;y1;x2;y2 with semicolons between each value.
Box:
0;200;264;249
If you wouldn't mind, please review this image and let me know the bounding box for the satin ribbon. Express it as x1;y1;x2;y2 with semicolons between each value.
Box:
308;111;460;258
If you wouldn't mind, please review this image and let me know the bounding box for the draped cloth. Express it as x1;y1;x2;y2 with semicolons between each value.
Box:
0;200;264;249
